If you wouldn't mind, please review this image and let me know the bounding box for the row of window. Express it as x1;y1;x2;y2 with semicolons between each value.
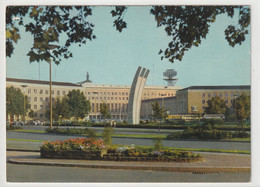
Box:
144;93;174;97
88;96;129;101
91;103;128;113
202;99;236;105
28;89;67;96
202;92;242;98
86;91;129;96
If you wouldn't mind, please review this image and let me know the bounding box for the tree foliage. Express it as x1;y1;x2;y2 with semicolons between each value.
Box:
65;89;91;120
6;6;250;63
205;96;227;114
151;101;165;120
99;102;111;120
112;6;250;63
53;97;70;120
6;86;30;121
232;94;250;122
6;6;95;63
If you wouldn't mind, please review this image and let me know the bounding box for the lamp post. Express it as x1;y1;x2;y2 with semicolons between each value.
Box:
234;94;237;122
21;85;27;125
93;92;98;120
47;44;59;129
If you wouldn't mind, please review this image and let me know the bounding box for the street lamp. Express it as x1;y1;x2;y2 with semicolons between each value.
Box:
47;44;60;129
234;94;237;122
93;92;98;120
21;85;27;125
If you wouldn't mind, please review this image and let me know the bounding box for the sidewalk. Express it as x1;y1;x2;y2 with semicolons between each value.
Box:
7;150;250;173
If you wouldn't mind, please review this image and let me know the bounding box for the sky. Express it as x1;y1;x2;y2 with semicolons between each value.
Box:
6;6;251;88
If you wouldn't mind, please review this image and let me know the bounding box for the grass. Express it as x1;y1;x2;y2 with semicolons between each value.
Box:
12;129;249;141
14;129;45;133
7;138;44;142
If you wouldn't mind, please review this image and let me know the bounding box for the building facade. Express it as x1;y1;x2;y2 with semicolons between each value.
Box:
6;78;182;121
140;85;250;119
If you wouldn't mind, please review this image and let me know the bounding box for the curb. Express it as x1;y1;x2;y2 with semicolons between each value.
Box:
7;158;250;173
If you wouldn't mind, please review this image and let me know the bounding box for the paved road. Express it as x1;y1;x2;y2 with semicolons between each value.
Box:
7;131;250;151
6;163;250;182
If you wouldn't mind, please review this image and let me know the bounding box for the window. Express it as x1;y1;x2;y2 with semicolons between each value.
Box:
45;90;48;94
40;105;43;110
92;103;94;112
115;92;117;95
45;97;48;102
34;112;37;117
63;91;66;95
40;113;43;117
28;89;31;94
28;97;31;102
57;91;60;95
225;100;228;104
231;93;234;97
225;93;228;97
34;89;37;94
52;90;54;94
46;105;48;109
34;97;37;101
219;93;223;97
34;105;37;109
213;93;216;97
208;93;211;97
202;106;206;110
40;97;43;102
40;89;43;94
202;100;205;104
122;97;125;100
202;93;205;98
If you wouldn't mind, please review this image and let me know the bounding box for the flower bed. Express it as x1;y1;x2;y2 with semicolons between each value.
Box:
40;138;106;159
40;138;203;162
102;147;203;162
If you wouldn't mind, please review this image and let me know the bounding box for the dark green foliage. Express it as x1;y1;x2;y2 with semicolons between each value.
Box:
45;127;91;135
232;94;250;122
6;86;30;122
7;6;249;64
153;138;163;151
102;127;114;146
111;6;127;32
85;128;98;140
99;102;111;120
205;96;227;114
65;89;91;120
151;101;165;120
6;6;95;63
150;6;250;63
166;122;250;140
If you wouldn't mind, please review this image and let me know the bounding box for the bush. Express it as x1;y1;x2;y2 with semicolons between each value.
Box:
102;127;114;146
166;124;250;140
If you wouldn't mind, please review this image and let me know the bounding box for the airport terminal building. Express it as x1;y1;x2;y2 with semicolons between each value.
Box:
6;77;181;121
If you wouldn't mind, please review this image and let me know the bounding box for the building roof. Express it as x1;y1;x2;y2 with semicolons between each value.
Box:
180;85;250;91
6;78;82;87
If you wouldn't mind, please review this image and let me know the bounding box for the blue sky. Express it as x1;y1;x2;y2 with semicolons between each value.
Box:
6;6;251;88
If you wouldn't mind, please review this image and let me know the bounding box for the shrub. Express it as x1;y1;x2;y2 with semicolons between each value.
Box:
153;138;163;151
102;127;114;146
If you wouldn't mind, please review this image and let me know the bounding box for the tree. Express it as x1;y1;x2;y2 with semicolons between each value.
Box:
102;127;114;147
65;89;91;120
205;96;227;114
151;101;165;121
52;97;69;121
232;94;250;128
6;86;30;123
6;6;95;63
99;102;111;120
6;6;250;63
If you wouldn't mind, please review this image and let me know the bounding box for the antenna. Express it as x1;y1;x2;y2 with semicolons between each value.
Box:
163;69;178;86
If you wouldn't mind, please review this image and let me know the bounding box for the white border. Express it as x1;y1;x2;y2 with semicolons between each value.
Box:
1;0;259;187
